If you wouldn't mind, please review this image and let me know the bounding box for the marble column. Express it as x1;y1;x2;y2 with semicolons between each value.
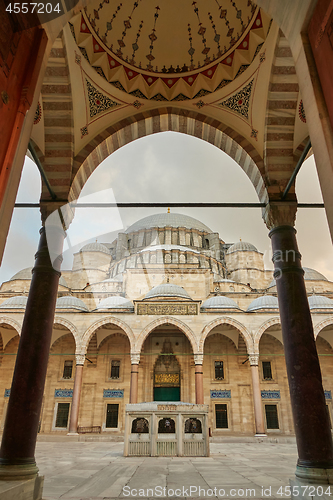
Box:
194;354;204;405
68;354;85;435
249;354;266;436
130;354;140;404
265;203;333;481
0;221;65;479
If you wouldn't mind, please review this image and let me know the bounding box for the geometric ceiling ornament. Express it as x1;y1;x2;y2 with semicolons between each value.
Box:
217;79;254;119
69;2;271;101
86;79;122;118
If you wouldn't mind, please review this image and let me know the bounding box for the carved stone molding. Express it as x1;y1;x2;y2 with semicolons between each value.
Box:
263;202;297;230
248;354;259;366
137;303;197;315
131;353;140;365
75;354;85;366
194;354;204;365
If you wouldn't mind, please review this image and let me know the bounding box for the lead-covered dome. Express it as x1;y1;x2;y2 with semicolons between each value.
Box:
0;296;28;308
227;241;258;254
144;283;192;300
80;242;111;255
96;296;134;310
201;296;241;311
268;267;328;288
308;295;333;310
125;213;212;234
247;295;279;312
9;267;68;287
56;296;89;311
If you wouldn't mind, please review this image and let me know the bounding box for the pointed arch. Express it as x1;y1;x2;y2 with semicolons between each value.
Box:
199;317;253;354
314;317;333;339
136;316;197;354
81;316;135;354
0;316;21;336
70;109;268;205
52;316;80;350
254;317;281;352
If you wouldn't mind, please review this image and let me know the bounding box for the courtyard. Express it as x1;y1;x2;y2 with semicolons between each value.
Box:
35;438;299;499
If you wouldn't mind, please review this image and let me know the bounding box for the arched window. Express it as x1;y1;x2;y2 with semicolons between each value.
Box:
184;418;202;433
131;418;149;433
158;418;175;433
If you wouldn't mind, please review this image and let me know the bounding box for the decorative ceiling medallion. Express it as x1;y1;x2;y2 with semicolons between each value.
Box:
86;79;121;118
70;4;270;101
217;79;253;118
298;100;306;123
34;101;42;125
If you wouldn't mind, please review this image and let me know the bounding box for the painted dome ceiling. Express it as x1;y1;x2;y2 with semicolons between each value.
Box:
70;0;271;100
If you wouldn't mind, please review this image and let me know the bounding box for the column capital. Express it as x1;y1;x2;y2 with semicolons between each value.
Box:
75;354;85;366
263;201;297;230
248;354;259;366
131;353;140;365
194;354;204;365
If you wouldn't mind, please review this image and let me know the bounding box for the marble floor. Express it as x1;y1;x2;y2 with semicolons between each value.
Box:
35;438;300;499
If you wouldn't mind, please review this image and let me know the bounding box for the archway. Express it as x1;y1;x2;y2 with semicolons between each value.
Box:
140;322;194;403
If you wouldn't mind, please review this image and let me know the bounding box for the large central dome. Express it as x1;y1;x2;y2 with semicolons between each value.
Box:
125;213;212;234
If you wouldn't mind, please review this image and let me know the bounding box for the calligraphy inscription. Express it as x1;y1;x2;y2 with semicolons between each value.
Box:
138;303;197;315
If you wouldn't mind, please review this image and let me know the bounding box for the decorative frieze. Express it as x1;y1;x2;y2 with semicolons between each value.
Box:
137;303;197;315
261;390;280;400
54;389;73;398
155;373;180;384
210;390;231;399
103;389;124;398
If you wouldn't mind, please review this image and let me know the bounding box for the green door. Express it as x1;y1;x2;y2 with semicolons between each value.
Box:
154;387;180;401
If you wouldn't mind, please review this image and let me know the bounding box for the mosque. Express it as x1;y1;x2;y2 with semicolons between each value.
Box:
2;0;333;496
0;210;332;437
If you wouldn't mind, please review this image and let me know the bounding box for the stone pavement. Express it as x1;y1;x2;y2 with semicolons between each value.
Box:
36;438;299;499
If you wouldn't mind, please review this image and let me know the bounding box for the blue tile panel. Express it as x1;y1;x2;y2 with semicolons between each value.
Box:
54;389;73;398
210;390;231;399
103;389;124;398
261;390;280;399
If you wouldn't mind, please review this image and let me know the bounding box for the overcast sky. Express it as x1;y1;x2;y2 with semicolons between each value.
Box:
1;131;332;283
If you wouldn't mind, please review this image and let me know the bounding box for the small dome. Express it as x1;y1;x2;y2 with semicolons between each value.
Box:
247;295;279;312
0;296;28;308
144;283;192;300
125;213;212;234
80;242;110;255
303;267;328;281
56;295;89;311
9;267;68;287
268;267;328;288
201;296;240;310
227;241;258;254
308;295;333;310
96;296;134;310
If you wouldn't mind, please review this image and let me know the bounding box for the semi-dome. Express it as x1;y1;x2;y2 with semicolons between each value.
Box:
56;296;89;311
144;283;192;300
125;213;212;234
247;295;279;312
9;267;68;287
96;296;134;310
0;296;28;308
268;267;328;288
227;241;258;254
201;296;241;311
80;242;111;255
308;295;333;310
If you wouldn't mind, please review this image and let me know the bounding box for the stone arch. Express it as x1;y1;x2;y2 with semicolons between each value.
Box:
81;317;135;354
136;316;197;354
199;317;253;354
70;109;268;204
52;316;80;351
0;317;21;336
254;317;281;352
314;317;333;339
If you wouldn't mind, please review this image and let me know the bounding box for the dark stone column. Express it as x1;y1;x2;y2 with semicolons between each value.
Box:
270;224;333;481
0;222;65;479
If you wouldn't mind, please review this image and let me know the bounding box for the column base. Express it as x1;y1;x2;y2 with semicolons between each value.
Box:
67;432;79;436
0;463;39;481
0;475;43;500
291;476;333;499
255;434;267;437
295;465;333;484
